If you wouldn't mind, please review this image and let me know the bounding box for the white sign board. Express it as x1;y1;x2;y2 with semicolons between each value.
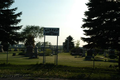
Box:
43;28;59;36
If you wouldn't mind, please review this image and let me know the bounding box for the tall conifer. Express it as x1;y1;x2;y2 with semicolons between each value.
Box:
82;0;120;68
0;0;22;50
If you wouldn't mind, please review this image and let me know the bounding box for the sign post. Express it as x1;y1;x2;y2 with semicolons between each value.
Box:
43;27;59;65
43;35;45;64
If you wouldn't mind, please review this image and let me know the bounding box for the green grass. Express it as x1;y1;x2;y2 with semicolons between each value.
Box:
0;63;119;80
0;51;118;68
0;50;119;79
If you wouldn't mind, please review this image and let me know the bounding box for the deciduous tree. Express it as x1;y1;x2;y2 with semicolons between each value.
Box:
20;25;43;47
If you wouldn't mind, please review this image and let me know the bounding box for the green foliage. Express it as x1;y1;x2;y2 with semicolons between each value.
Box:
75;40;80;47
36;42;41;48
70;47;83;55
21;25;43;39
25;34;35;47
1;42;9;51
63;35;74;52
0;0;22;46
81;0;120;49
82;0;120;69
45;49;52;56
20;25;43;47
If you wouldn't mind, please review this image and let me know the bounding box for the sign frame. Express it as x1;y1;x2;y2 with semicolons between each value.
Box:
43;27;59;65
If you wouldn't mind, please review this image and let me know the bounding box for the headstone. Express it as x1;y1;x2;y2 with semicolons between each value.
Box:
87;50;93;56
26;45;34;57
85;50;93;60
32;46;38;58
12;53;16;56
0;45;4;52
14;47;18;51
82;49;86;57
109;49;116;59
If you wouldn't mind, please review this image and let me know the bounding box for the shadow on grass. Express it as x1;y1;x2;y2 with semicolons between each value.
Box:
0;63;120;80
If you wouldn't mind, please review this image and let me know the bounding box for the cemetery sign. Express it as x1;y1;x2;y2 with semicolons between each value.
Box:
43;27;59;65
44;28;59;36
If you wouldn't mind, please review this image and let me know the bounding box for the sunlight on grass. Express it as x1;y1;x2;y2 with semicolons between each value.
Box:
0;51;118;67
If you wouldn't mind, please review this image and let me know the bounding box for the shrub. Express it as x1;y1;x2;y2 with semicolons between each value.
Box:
45;49;52;56
70;47;83;56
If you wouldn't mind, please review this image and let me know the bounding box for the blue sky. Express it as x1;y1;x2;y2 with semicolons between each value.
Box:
11;0;88;47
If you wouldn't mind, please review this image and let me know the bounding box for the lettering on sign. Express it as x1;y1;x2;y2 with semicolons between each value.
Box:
44;28;59;36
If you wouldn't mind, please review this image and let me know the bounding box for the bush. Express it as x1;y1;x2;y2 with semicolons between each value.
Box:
45;49;52;56
70;47;83;56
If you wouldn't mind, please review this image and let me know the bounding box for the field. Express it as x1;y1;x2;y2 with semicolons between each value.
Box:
0;50;119;80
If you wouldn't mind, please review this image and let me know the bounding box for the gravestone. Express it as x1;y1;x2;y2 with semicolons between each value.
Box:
31;46;38;58
0;45;4;52
82;49;86;57
109;49;116;59
14;47;18;51
85;50;93;60
26;45;34;57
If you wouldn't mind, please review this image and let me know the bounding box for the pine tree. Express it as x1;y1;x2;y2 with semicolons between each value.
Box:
81;0;120;69
0;0;22;50
63;36;74;52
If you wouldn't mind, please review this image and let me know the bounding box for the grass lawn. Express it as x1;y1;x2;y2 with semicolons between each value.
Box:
0;50;119;80
0;50;118;68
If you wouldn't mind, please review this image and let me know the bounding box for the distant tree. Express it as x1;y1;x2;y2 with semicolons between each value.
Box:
21;25;43;38
41;41;52;47
0;0;22;51
81;0;120;69
63;36;74;52
76;40;80;47
36;42;41;48
20;25;43;47
25;34;35;47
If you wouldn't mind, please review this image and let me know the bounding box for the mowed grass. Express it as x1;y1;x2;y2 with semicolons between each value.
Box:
0;50;118;68
0;50;120;80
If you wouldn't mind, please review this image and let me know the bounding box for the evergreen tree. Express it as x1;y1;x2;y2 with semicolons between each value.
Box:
0;0;22;50
81;0;120;68
63;36;74;52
